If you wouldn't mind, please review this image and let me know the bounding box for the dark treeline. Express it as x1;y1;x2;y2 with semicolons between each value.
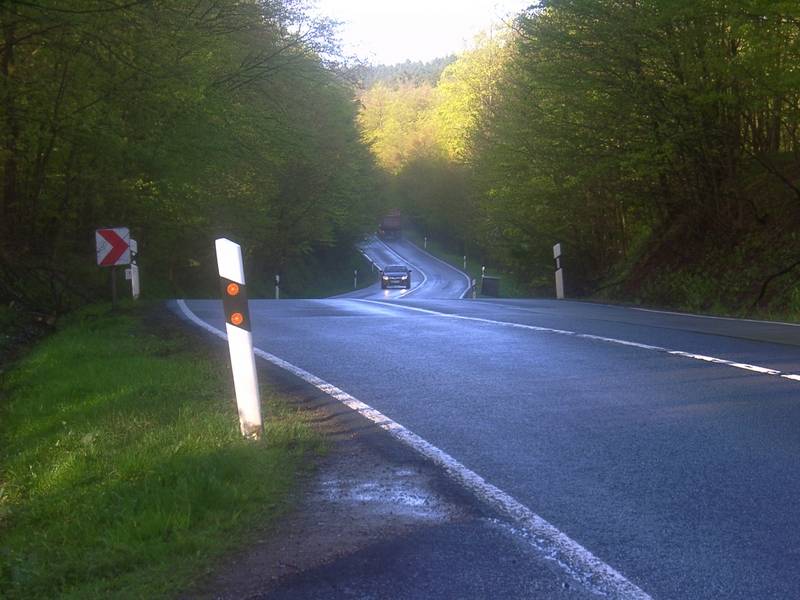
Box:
362;1;800;314
0;0;380;313
358;56;456;88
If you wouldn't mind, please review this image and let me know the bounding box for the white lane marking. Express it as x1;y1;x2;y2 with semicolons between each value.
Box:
176;299;651;599
356;300;800;382
371;237;429;298
344;240;425;299
399;239;473;299
475;298;800;333
631;306;800;327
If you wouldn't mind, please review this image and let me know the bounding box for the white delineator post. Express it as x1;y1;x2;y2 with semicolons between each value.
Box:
130;239;140;300
215;238;263;440
553;242;565;299
275;274;280;300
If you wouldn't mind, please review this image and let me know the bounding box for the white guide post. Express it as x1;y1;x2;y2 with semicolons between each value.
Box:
553;242;565;300
354;269;358;289
275;274;280;300
130;239;140;300
215;238;263;440
463;255;467;270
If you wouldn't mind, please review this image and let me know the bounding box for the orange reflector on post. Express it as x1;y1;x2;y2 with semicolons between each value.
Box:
220;276;250;331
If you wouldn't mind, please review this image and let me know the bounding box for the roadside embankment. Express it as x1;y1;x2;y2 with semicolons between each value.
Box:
0;304;322;599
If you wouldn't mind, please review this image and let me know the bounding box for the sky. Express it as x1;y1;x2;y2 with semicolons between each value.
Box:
310;0;532;65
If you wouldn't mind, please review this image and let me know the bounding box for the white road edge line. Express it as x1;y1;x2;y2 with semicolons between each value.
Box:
176;299;651;600
371;237;429;298
401;239;473;299
342;241;426;299
631;306;800;327
356;300;800;383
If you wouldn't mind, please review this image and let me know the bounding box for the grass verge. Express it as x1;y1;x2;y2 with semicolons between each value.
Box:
0;304;322;599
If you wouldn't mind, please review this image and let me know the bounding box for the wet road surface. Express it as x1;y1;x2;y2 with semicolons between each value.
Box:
336;236;471;300
179;237;800;599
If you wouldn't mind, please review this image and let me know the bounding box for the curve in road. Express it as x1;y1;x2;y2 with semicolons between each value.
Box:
336;236;471;300
177;237;800;599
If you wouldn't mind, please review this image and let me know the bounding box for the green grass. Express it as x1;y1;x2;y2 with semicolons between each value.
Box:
0;305;322;599
404;230;528;298
245;246;375;299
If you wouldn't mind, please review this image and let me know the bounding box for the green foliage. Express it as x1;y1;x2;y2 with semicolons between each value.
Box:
355;1;800;311
358;56;456;88
471;0;800;299
357;34;510;248
358;81;441;173
0;306;322;598
0;1;381;313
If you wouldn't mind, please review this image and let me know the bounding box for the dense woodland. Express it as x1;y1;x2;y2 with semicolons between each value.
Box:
4;1;800;316
360;0;800;315
0;0;380;313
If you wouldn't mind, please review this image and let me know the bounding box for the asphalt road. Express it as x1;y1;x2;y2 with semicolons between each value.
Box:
336;236;472;300
180;237;800;599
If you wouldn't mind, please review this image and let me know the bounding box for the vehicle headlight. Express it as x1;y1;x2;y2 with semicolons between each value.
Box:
401;275;408;279
382;275;388;280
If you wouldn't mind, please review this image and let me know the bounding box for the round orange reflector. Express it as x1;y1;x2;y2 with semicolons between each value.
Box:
230;312;244;326
226;282;240;296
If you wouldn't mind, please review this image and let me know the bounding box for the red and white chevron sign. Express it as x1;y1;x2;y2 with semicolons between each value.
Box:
95;227;131;267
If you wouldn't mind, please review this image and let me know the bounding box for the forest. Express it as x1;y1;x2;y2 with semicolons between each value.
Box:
4;0;800;317
359;0;800;316
0;0;381;313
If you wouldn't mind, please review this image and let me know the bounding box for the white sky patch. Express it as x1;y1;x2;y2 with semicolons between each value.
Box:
310;0;531;64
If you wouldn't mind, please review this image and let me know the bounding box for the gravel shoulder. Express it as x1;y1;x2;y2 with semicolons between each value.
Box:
180;349;597;600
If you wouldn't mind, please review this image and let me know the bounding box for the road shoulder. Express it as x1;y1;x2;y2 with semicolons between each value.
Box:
180;340;596;599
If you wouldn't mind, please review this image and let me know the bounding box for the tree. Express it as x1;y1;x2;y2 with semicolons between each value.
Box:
0;0;380;310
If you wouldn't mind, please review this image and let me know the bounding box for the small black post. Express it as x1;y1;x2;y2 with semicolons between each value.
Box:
111;266;118;310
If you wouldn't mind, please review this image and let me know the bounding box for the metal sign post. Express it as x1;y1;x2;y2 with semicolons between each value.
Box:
553;243;565;299
215;238;263;440
111;267;118;309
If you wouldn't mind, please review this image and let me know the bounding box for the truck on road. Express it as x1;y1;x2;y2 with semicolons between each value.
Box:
378;210;402;240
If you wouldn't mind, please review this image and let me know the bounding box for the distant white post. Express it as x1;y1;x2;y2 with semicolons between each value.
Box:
553;242;565;300
215;238;263;440
275;274;280;300
463;255;467;270
424;236;428;250
472;278;477;299
354;269;358;289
